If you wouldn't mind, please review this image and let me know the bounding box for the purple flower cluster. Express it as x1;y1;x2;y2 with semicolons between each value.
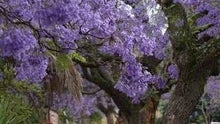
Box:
172;0;220;39
14;55;48;83
52;93;99;120
173;0;200;5
0;28;48;82
1;0;170;90
0;28;37;60
50;26;79;50
204;75;220;113
150;75;167;89
114;60;151;102
167;64;179;80
0;0;218;104
196;2;220;39
7;0;36;20
100;0;169;100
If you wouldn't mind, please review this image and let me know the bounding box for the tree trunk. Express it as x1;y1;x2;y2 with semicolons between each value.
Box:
106;112;115;124
158;1;219;123
163;76;206;124
144;97;159;124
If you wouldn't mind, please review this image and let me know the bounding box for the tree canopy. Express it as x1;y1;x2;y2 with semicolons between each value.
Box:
0;0;219;124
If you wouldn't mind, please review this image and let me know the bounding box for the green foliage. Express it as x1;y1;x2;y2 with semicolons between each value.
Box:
56;54;70;71
191;24;211;35
55;52;86;71
69;52;87;63
89;112;102;124
0;94;32;124
0;63;44;124
58;110;76;124
0;65;42;98
0;94;45;124
158;100;169;115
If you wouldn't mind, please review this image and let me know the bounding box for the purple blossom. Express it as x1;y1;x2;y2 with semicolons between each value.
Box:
151;75;167;89
99;0;169;101
35;5;70;27
196;3;220;39
50;26;79;49
52;93;99;120
114;59;152;102
173;0;200;5
167;64;179;80
7;0;36;20
0;28;37;60
1;0;218;106
204;75;220;113
14;55;48;83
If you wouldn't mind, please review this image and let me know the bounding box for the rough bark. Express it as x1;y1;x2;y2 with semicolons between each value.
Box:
158;1;220;123
163;72;206;124
162;50;219;124
106;112;115;124
144;97;160;124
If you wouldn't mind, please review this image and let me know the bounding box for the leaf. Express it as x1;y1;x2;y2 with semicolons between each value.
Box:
69;52;87;63
56;54;70;71
192;24;211;34
0;95;33;124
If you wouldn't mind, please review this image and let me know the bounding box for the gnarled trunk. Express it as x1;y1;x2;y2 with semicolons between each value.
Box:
158;1;219;123
163;76;206;124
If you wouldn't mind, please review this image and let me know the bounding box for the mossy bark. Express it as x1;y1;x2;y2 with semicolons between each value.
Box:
160;1;219;124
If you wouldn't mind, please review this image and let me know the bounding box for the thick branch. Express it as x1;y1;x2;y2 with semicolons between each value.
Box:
81;67;145;119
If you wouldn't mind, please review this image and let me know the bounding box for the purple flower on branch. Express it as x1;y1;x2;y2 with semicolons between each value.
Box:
167;64;179;80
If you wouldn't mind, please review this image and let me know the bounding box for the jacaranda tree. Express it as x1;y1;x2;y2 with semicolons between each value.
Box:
0;0;219;124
